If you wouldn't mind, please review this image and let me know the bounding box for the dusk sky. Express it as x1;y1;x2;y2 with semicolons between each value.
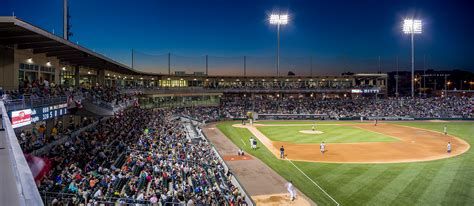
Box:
1;0;473;75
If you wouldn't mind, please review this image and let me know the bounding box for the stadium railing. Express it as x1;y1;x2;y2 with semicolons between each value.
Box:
3;96;68;111
40;191;154;205
130;87;371;95
0;101;43;206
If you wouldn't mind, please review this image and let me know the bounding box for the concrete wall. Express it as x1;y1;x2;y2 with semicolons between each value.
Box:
0;47;15;90
14;49;61;87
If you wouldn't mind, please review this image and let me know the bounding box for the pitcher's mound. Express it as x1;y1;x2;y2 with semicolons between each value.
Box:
299;130;324;134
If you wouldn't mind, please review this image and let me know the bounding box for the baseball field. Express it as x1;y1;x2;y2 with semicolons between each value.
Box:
216;121;474;205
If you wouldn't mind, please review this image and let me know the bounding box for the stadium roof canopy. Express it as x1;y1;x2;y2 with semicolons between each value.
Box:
0;16;154;75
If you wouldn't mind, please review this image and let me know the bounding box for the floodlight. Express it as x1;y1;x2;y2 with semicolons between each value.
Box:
269;13;289;76
403;19;422;34
402;19;423;98
270;14;280;24
280;15;288;24
269;14;288;25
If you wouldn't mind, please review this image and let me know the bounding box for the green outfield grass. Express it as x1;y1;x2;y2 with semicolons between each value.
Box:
256;124;397;144
217;121;474;206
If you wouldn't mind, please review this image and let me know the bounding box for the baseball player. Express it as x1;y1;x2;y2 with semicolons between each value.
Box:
286;181;297;201
447;142;452;153
320;141;326;154
280;146;285;159
444;125;448;135
249;137;254;150
312;125;315;131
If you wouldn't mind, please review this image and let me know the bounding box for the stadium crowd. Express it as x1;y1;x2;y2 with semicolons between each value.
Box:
220;95;473;119
18;116;97;153
3;82;472;205
1;80;132;107
37;107;247;205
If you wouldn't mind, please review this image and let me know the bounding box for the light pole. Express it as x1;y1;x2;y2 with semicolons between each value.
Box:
402;19;422;98
395;56;399;97
270;14;288;76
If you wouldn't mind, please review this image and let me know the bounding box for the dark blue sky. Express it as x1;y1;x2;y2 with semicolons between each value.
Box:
2;0;473;75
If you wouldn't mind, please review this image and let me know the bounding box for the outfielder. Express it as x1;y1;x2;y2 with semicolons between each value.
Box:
444;125;448;135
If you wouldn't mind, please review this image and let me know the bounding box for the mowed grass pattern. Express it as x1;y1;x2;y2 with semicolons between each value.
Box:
257;125;397;143
217;121;474;206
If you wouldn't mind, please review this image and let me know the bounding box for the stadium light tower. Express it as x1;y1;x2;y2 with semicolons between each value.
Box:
270;14;288;76
403;19;422;98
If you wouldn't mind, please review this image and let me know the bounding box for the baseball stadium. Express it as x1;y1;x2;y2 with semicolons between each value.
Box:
0;0;474;206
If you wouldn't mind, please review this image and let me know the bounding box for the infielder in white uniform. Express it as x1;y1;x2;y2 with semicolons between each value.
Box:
249;137;254;150
320;141;326;154
286;181;297;201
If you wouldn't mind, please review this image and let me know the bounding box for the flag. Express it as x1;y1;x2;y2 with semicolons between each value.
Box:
24;153;52;183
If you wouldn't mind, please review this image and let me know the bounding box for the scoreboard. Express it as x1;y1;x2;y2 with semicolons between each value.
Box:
9;103;68;128
30;103;68;123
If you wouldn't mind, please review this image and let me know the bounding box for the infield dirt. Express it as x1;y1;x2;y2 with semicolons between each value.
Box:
234;123;470;163
203;124;317;206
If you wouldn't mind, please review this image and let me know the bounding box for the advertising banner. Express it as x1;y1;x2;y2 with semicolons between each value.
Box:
11;109;32;128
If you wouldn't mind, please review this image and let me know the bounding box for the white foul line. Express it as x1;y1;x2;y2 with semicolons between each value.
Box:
288;160;340;206
240;138;247;146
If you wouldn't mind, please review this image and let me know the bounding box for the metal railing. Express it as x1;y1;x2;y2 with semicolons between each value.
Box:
40;191;154;205
127;86;383;95
3;96;69;111
89;96;137;113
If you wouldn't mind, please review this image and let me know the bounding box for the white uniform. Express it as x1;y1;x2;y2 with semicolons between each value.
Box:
320;143;326;153
286;182;296;200
447;143;452;153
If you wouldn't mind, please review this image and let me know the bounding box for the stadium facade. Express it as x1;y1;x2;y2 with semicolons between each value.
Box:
0;17;387;97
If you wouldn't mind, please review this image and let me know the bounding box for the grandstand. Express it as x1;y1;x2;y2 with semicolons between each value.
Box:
0;2;473;206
